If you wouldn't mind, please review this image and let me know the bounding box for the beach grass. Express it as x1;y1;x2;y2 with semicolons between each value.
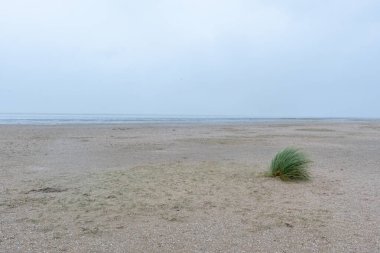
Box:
270;148;311;181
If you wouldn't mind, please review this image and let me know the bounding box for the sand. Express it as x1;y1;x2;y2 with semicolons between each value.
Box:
0;121;379;252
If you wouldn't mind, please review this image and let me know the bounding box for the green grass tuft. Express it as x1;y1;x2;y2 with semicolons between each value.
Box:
270;148;311;181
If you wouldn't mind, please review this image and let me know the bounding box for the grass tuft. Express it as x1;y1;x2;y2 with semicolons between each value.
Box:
270;148;311;181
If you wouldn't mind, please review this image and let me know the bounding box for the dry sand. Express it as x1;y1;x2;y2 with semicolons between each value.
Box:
0;121;379;252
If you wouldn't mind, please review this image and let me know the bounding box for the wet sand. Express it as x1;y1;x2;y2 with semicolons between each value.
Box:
1;121;379;252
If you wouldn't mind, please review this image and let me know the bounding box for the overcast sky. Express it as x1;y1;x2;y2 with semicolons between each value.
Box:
0;0;379;117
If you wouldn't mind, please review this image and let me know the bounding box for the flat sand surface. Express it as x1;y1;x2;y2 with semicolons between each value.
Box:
1;121;379;252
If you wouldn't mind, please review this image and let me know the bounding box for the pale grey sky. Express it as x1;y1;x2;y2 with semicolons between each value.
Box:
1;0;379;117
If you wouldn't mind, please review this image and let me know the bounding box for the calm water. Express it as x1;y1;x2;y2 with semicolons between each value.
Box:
0;114;376;125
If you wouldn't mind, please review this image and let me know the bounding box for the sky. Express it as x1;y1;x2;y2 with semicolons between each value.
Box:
0;0;379;117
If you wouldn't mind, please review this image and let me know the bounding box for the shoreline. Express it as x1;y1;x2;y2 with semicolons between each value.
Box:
1;114;380;126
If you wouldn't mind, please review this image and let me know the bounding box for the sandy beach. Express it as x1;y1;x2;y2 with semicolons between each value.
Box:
0;121;379;252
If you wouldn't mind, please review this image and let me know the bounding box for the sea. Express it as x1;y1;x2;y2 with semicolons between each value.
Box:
0;114;376;125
